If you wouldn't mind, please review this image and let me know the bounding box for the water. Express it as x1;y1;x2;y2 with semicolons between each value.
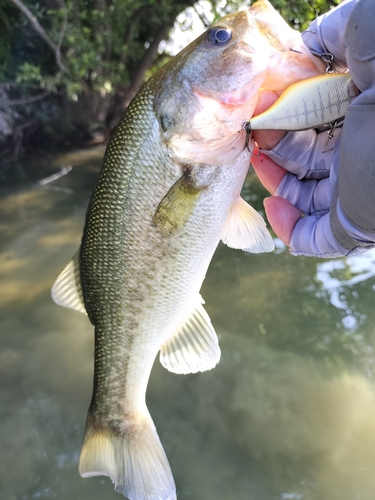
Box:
1;148;375;500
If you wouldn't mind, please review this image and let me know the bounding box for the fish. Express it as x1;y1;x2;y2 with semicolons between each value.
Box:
51;1;324;499
247;72;358;132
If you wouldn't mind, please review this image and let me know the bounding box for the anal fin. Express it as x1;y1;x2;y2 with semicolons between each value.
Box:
160;296;220;374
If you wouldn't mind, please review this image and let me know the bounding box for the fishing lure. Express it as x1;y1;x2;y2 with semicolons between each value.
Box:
243;73;358;133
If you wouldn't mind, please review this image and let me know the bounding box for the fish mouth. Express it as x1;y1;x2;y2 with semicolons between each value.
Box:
192;71;265;108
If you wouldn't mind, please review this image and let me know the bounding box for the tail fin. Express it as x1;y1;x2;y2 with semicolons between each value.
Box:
79;412;176;500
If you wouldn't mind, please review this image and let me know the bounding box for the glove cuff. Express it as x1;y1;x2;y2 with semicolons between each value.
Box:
330;191;373;253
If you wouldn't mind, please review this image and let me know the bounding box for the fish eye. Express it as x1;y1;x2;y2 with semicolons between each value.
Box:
206;26;232;45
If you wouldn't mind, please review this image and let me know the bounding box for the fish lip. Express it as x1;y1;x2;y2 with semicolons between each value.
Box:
192;71;265;107
236;40;264;56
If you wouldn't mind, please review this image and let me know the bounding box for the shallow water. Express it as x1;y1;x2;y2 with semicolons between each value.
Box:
1;148;375;500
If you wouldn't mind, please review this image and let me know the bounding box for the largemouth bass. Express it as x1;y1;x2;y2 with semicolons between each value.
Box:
52;1;324;499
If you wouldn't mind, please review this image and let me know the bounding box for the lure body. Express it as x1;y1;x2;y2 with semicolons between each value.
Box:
249;73;357;131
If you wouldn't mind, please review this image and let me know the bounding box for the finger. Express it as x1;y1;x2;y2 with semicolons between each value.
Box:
253;89;278;115
289;212;346;257
252;90;286;150
251;153;287;195
264;196;302;246
277;174;333;214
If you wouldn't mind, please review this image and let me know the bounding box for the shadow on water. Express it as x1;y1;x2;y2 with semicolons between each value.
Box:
1;151;375;500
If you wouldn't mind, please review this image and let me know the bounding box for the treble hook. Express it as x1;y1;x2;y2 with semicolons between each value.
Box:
323;120;339;151
242;120;253;152
241;120;261;156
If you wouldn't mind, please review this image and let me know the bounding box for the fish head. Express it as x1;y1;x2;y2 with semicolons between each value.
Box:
247;0;326;90
154;0;324;165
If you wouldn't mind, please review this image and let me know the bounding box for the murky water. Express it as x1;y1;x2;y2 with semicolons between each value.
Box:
1;147;375;500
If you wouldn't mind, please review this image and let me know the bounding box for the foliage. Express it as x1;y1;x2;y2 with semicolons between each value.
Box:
0;0;340;150
2;0;183;95
270;0;341;30
204;0;341;30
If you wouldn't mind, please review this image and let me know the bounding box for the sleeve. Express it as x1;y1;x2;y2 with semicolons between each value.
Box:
329;0;375;253
301;0;355;69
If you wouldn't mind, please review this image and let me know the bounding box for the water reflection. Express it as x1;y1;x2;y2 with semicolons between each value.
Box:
316;249;375;329
0;151;375;500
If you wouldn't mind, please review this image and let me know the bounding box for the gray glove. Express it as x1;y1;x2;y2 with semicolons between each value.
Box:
262;0;375;258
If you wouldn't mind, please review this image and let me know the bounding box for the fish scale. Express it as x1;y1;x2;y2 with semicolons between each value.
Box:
80;82;214;422
79;94;258;496
51;1;326;499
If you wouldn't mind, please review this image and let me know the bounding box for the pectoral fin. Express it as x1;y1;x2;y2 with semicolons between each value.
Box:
159;296;220;374
51;251;87;314
153;169;204;236
220;196;274;253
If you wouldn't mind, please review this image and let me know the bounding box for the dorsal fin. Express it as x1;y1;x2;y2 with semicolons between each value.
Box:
220;196;274;253
51;252;87;314
160;296;220;374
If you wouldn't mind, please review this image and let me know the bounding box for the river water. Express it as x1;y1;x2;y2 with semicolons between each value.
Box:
1;147;375;500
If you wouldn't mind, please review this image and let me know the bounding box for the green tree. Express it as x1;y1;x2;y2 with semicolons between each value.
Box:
0;0;339;156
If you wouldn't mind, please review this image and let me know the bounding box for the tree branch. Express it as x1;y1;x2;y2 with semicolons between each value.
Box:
55;1;68;71
0;90;51;106
124;25;169;106
118;7;148;67
9;0;67;73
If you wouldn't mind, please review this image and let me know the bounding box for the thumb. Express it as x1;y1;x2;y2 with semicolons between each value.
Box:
264;196;302;246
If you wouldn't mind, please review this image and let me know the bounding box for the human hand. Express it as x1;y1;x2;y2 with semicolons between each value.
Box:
251;90;328;254
251;91;301;247
251;154;303;248
252;110;374;258
251;91;351;257
250;0;375;258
